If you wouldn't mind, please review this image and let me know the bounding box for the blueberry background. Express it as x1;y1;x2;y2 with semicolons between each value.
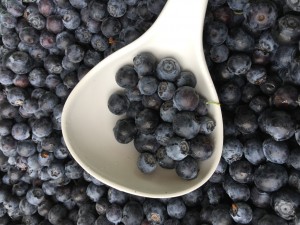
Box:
1;0;300;224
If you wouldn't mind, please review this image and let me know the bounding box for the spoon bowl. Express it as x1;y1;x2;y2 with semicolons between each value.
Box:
62;0;223;198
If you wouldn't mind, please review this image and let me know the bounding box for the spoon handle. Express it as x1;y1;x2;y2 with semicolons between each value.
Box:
145;0;208;53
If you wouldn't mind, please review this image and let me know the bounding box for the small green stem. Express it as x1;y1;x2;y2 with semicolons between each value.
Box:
206;101;221;106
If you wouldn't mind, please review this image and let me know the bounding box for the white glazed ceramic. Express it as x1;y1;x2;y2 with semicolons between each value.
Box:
62;0;223;198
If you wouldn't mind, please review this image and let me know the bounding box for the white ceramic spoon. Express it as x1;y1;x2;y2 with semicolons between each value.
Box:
62;0;223;198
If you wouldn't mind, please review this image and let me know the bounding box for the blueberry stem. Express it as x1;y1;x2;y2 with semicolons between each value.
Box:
206;101;221;106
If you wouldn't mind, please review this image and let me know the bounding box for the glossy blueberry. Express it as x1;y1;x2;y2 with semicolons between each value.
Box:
119;26;140;44
243;0;278;31
86;183;106;202
137;152;156;174
246;65;267;85
157;81;175;101
258;109;295;141
166;136;189;161
254;162;288;192
135;108;160;134
274;14;300;45
108;92;130;115
205;21;228;46
226;27;254;52
209;44;229;63
271;85;299;109
243;138;266;165
229;160;253;183
88;1;107;21
121;201;144;225
113;118;137;144
137;75;158;95
175;71;197;88
223;176;250;201
133;52;156;77
257;31;279;53
115;65;138;89
241;82;260;103
230;202;253;224
83;49;102;67
134;133;160;153
155;146;175;169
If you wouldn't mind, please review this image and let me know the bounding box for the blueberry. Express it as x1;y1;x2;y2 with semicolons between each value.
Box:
258;109;296;141
288;148;300;170
250;186;271;208
234;105;258;134
46;15;64;34
229;159;253;184
101;17;122;38
134;132;161;154
0;119;13;136
56;31;75;51
62;9;81;30
88;1;107;21
105;203;123;224
114;65;137;89
230;202;253;224
167;198;186;219
227;53;252;76
272;45;297;71
286;0;300;11
260;75;282;95
0;102;18;119
173;86;199;111
219;81;241;105
135;108;160;134
119;26;140;44
209;44;229;63
175;156;198;180
75;25;92;44
133;52;156;77
274;14;300;44
223;176;250;201
262;138;289;164
48;204;68;224
271;85;299;109
27;12;46;30
19;198;37;216
241;82;260;103
113;118;137;144
6;87;27;106
95;215;114;225
71;183;88;204
83;49;102;67
143;199;167;225
107;0;127;17
4;0;26;17
136;1;154;21
211;205;233;225
138;75;158;95
254;162;288;192
288;169;300;193
172;112;200;139
91;34;109;52
32;117;53;138
165;136;189;161
45;74;61;90
157;81;176;101
108;187;129;205
39;30;56;49
86;183;106;202
38;91;60;113
257;31;279;53
222;137;243;164
137;152;157;174
155;146;175;169
205;21;228;46
0;66;15;86
64;159;83;179
175;71;197;88
154;122;174;146
142;93;163;111
122;201;144;225
38;0;55;16
44;55;63;74
243;138;266;165
258;214;289;225
26;188;44;206
126;101;144;118
96;198;110;215
5;51;34;74
65;44;85;64
246;65;267;85
108;92;130;115
189;135;213;160
271;188;300;220
182;209;202;225
2;32;19;50
156;57;181;82
227;0;249;11
181;187;203;208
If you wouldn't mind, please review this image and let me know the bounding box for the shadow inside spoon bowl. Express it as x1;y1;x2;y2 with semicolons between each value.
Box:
61;0;223;198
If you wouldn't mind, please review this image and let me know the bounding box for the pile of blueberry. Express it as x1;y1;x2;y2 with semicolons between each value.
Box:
108;52;215;180
1;0;300;224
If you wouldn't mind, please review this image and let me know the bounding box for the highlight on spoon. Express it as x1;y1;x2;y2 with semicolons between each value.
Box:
61;0;223;198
